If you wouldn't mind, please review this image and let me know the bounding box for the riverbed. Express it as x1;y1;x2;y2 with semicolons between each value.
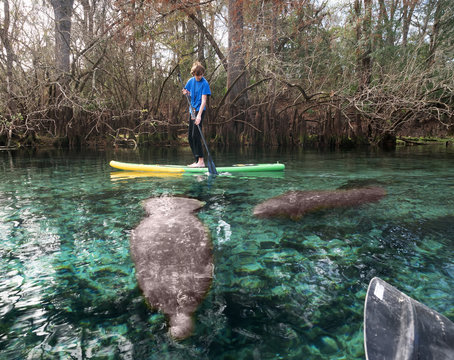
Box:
1;146;453;359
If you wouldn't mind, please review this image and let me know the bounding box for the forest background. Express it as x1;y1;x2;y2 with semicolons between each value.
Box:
0;0;453;150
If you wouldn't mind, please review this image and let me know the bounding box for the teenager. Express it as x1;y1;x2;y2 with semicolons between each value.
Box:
182;62;211;168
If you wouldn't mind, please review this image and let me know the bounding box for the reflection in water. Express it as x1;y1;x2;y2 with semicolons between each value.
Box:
0;202;60;358
0;147;453;359
110;171;183;180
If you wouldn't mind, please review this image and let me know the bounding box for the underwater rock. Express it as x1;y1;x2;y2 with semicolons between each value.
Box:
253;187;386;219
131;196;213;340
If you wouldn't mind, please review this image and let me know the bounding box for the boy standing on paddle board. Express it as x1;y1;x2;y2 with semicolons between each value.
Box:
182;62;211;168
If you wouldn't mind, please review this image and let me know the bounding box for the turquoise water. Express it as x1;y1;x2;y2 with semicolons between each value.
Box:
1;146;453;359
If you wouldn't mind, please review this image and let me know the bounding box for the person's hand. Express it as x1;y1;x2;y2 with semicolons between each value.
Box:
195;114;201;125
182;89;190;96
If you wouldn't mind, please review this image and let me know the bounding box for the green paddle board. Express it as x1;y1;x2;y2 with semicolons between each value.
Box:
109;160;285;174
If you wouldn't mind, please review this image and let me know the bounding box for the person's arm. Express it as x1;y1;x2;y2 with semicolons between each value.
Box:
182;78;191;97
195;95;207;125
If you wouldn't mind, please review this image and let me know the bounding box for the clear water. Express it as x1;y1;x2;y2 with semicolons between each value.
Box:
1;146;453;359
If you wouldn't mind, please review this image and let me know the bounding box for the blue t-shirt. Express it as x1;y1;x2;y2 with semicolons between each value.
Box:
184;77;211;112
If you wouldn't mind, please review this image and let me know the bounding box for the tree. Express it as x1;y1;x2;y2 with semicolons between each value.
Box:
0;0;15;146
402;0;418;48
50;0;75;82
227;0;247;107
0;0;451;149
184;8;227;71
0;0;14;112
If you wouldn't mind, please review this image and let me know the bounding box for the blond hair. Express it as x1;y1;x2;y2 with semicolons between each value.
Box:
191;62;205;76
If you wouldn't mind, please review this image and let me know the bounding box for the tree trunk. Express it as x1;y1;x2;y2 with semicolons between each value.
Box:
427;0;444;66
227;0;247;107
227;0;249;143
80;0;95;43
361;0;373;87
50;0;75;141
270;0;279;55
0;0;15;113
402;0;417;48
51;0;74;80
186;11;227;71
0;0;16;147
196;7;205;67
354;0;373;87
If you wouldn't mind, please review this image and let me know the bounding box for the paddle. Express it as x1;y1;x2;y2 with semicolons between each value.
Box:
196;124;218;175
364;277;454;360
178;72;218;175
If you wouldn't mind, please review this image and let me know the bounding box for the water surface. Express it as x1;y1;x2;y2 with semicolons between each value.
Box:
1;146;453;359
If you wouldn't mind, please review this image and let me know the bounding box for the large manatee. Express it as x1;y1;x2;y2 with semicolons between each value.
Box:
131;196;213;339
253;187;386;219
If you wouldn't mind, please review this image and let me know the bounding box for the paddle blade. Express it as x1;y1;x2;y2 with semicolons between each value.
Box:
196;124;218;175
206;157;218;176
364;277;454;360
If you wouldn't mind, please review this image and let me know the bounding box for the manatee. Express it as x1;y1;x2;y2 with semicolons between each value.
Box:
253;187;386;219
130;196;213;339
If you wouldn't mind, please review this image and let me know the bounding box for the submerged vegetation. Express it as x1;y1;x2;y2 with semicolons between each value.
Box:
0;0;453;149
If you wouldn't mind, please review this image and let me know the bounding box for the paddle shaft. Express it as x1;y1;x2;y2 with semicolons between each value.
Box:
178;73;195;115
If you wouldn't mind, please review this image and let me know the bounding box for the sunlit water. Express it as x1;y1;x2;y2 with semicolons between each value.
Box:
1;146;453;359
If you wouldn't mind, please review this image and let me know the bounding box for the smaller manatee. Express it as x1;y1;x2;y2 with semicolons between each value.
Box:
253;187;386;219
131;196;213;339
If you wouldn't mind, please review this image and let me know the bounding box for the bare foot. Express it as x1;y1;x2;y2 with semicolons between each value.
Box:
187;162;198;167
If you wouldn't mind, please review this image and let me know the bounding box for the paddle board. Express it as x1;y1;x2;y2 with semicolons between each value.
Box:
109;160;285;174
